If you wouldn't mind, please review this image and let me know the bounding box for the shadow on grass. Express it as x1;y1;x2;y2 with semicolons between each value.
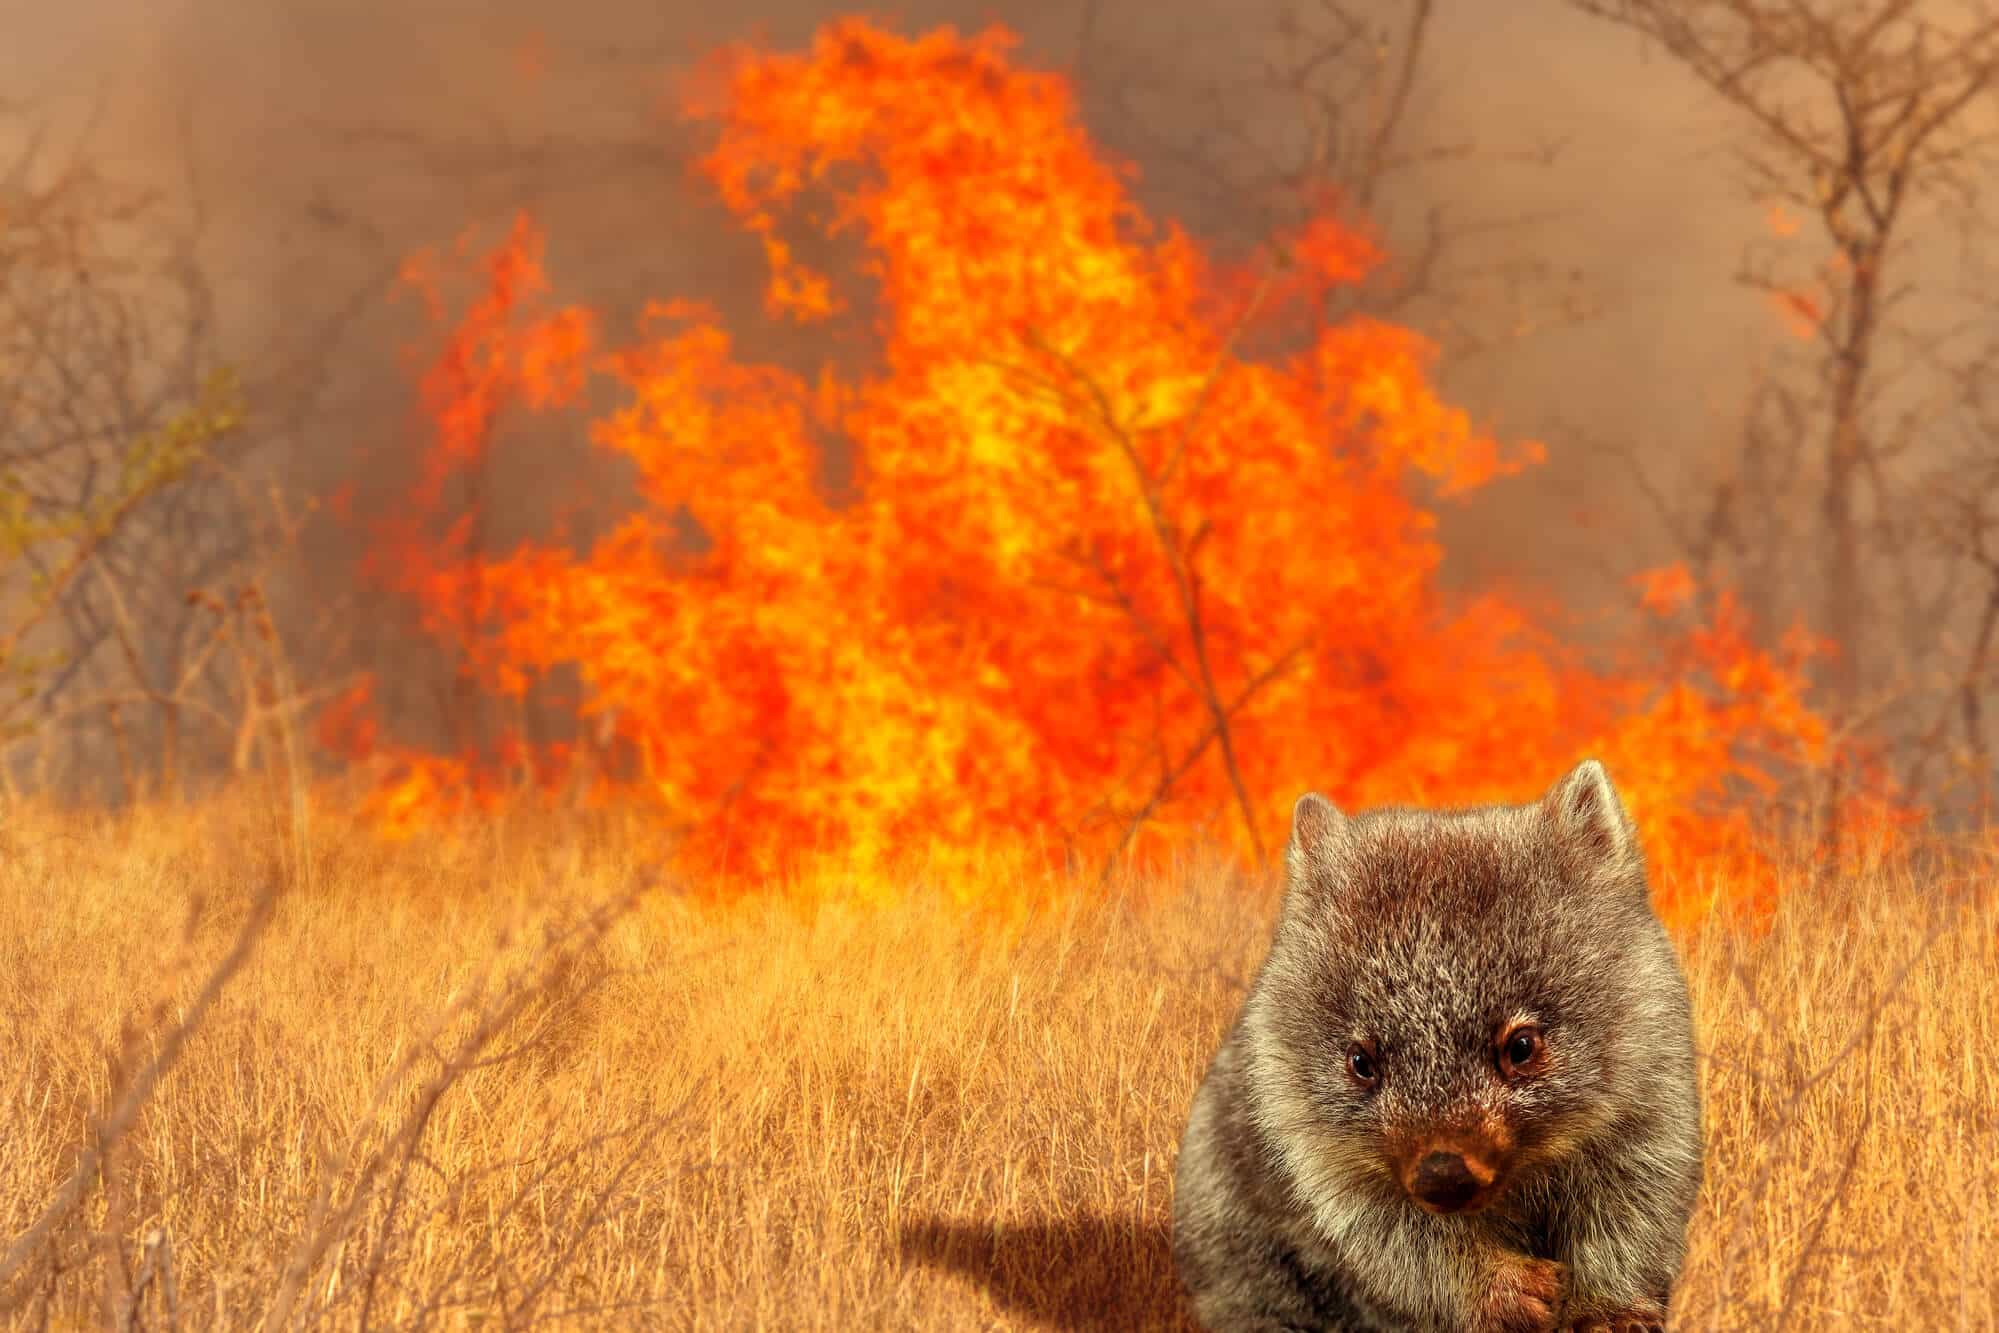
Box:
898;1212;1198;1331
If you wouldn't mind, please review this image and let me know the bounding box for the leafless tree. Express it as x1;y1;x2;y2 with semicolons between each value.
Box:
1076;0;1599;357
1567;0;1999;703
0;100;361;800
1907;323;1999;817
1570;0;1999;819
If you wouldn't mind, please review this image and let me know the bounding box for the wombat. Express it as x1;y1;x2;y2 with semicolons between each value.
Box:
1172;761;1702;1332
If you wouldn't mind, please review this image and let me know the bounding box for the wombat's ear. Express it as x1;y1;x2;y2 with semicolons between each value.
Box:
1542;759;1639;872
1288;791;1346;864
1285;793;1354;919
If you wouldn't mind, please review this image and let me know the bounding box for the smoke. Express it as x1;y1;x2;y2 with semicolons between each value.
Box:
15;13;1747;423
6;0;1987;788
26;2;1772;521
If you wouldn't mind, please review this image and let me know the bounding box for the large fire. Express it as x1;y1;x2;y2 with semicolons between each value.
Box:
318;20;1902;923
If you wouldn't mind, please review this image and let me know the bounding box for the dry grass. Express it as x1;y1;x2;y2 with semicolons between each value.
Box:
0;792;1994;1330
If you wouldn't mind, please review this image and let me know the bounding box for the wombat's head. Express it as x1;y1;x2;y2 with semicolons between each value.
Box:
1244;761;1690;1223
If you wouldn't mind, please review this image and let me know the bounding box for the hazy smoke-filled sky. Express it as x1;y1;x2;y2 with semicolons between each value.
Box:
0;0;1889;612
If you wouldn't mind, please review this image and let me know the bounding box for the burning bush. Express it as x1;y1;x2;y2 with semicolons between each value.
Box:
323;20;1901;922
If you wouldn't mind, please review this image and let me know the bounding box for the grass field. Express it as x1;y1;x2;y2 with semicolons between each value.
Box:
0;790;1994;1329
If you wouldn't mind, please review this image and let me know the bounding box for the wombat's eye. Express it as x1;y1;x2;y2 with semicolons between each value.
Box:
1346;1041;1380;1086
1497;1024;1545;1079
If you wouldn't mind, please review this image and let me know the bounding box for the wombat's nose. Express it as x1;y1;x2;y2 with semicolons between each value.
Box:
1410;1151;1482;1211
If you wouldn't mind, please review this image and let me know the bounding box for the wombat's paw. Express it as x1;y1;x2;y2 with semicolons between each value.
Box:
1474;1255;1565;1333
1563;1298;1667;1333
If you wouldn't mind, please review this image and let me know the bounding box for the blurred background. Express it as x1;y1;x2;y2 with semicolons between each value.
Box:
3;0;1993;837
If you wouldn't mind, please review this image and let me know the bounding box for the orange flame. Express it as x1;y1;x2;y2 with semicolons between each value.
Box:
513;31;549;86
1634;562;1697;616
327;20;1904;923
1763;200;1801;239
1769;286;1824;341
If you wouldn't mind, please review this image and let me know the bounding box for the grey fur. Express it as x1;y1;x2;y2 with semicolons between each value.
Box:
1173;762;1702;1332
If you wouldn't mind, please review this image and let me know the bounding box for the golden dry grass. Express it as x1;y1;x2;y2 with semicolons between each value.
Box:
0;792;1994;1330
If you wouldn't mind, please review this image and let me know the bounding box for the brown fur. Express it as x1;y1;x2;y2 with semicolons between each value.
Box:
1172;761;1703;1331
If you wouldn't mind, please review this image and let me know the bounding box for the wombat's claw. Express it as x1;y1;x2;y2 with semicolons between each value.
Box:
1476;1257;1565;1333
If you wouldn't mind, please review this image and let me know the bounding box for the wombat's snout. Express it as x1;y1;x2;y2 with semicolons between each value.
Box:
1403;1146;1501;1214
